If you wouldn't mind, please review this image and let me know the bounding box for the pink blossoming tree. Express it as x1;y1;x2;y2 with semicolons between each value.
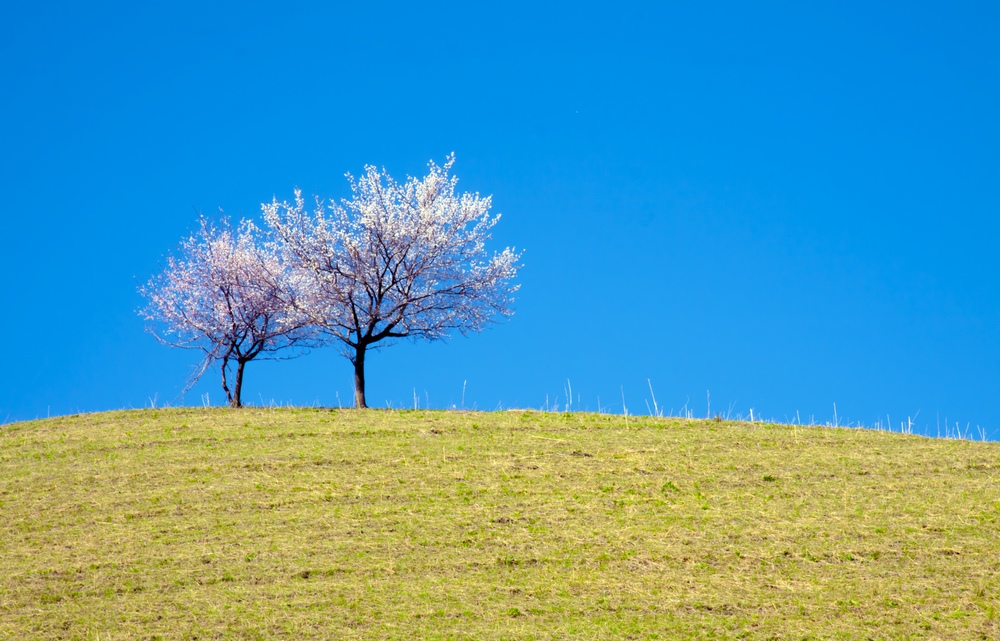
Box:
140;217;312;407
264;155;521;408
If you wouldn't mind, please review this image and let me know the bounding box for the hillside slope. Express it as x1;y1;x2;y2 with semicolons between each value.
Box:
1;408;998;639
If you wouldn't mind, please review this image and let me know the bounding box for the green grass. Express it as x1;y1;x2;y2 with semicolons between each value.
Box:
2;408;998;639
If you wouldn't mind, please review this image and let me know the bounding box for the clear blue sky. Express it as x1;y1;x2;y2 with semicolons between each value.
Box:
2;1;997;438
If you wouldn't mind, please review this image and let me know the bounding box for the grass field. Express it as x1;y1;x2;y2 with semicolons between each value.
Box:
1;407;998;639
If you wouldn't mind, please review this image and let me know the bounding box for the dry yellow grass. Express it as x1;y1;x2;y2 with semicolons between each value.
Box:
1;407;998;639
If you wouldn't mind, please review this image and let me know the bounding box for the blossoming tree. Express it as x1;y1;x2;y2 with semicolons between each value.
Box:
140;217;312;407
263;155;521;408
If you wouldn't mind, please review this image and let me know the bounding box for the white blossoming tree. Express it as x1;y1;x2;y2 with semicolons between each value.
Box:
263;155;521;408
140;217;312;407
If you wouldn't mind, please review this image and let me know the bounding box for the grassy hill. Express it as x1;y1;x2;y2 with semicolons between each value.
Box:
1;408;998;639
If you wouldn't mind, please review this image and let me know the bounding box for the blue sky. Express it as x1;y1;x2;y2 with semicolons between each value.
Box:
2;2;997;438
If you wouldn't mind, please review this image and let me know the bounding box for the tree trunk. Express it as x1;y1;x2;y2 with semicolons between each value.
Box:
352;344;367;409
231;360;245;408
221;355;233;406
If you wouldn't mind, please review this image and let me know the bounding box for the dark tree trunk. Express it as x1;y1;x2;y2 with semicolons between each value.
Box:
221;355;233;406
231;360;246;408
352;344;367;409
